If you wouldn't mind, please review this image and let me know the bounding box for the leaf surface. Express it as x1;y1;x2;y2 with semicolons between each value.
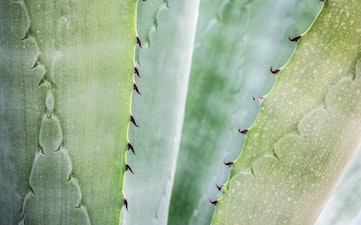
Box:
0;1;137;224
121;0;200;224
212;1;361;224
316;150;361;225
169;0;321;224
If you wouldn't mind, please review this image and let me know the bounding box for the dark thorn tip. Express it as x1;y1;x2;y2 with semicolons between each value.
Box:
134;67;141;78
209;199;218;206
130;115;139;127
270;66;280;75
126;164;135;174
136;36;142;48
288;35;302;42
216;184;223;191
124;199;128;211
238;129;248;135
223;161;234;168
127;142;135;155
133;83;141;95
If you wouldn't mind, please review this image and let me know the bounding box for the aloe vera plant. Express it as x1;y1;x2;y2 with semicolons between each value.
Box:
1;0;360;225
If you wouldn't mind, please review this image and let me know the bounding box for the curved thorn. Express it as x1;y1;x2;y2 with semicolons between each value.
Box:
209;199;218;206
126;164;135;174
238;129;248;135
127;142;135;155
223;161;234;168
66;174;72;182
21;31;31;41
270;66;280;75
216;184;223;191
31;60;40;69
252;96;264;103
29;185;36;196
76;202;82;208
130;115;139;127
133;83;141;95
288;35;301;42
134;67;141;78
123;199;128;211
136;36;142;48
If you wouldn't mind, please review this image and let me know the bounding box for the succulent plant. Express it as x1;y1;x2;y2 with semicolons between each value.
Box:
1;0;360;225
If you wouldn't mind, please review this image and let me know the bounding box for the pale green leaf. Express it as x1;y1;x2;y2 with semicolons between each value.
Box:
0;1;137;224
169;0;321;224
316;150;361;225
212;1;361;224
121;0;200;224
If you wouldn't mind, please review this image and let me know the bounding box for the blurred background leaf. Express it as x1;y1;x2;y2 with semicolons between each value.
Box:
169;0;322;224
316;149;361;225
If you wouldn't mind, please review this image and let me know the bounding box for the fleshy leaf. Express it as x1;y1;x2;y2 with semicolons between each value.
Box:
212;1;361;224
121;0;200;224
169;0;322;224
0;1;137;224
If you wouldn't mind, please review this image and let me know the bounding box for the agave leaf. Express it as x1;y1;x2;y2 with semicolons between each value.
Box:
212;1;361;224
0;2;42;224
168;0;321;224
121;0;200;224
316;150;361;225
0;1;136;224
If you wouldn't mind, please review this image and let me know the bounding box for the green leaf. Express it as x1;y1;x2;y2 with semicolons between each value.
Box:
121;0;200;224
0;1;137;224
212;1;361;224
0;2;42;224
169;0;322;224
316;150;361;225
2;1;360;224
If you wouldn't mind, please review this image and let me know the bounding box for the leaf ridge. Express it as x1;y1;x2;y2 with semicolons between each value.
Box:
18;1;90;224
